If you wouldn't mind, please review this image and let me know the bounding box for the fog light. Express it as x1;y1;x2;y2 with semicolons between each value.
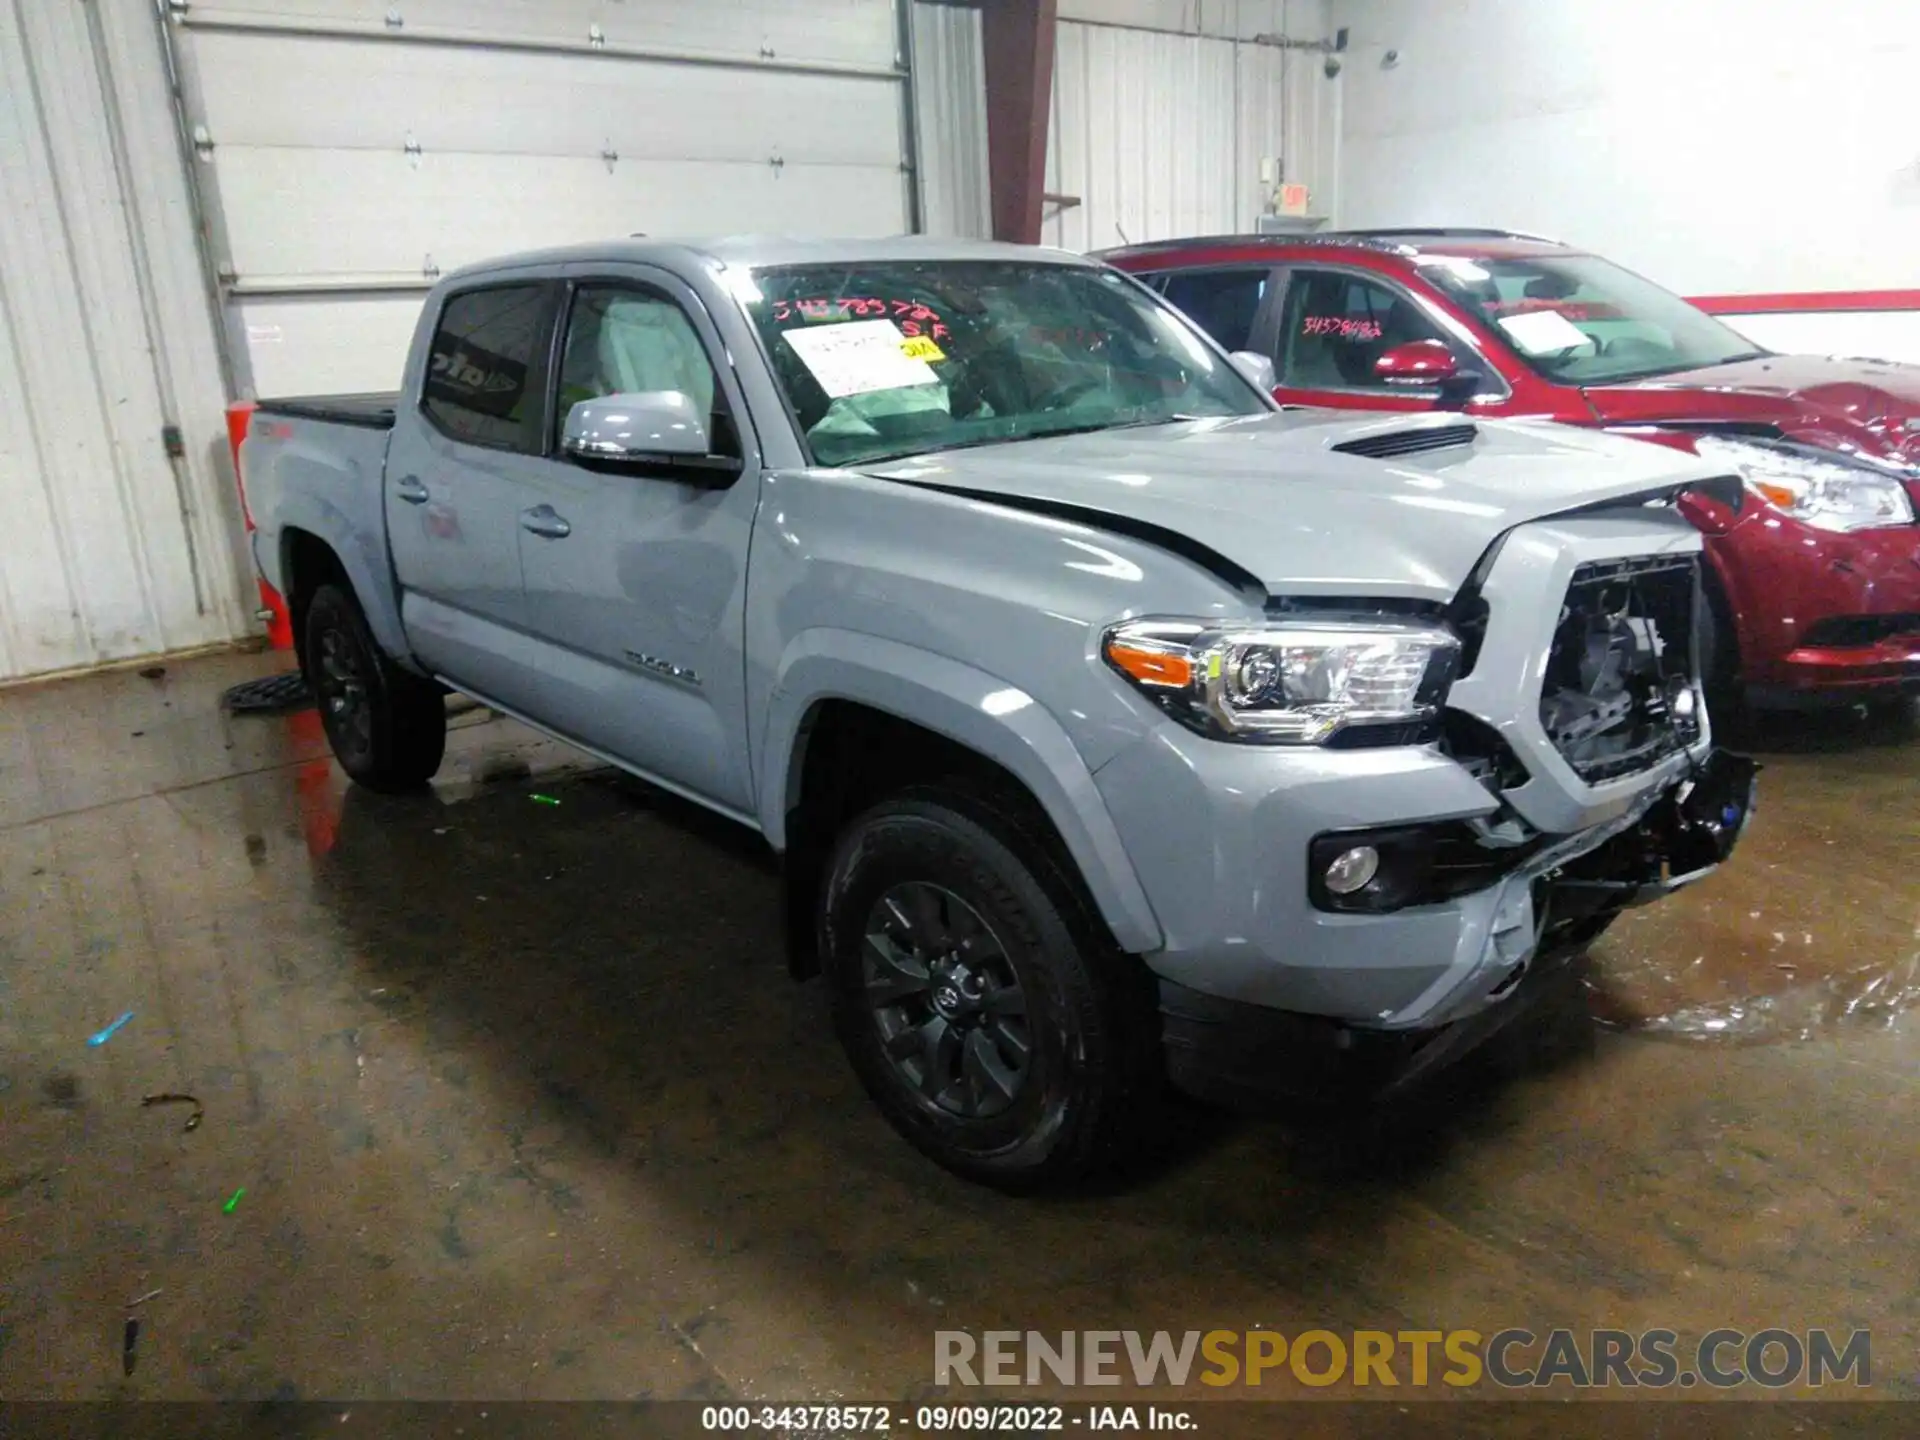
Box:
1324;845;1380;895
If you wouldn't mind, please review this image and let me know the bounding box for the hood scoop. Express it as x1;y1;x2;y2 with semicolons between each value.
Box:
1332;422;1478;460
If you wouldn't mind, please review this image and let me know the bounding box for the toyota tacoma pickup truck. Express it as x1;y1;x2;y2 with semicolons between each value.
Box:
239;236;1756;1189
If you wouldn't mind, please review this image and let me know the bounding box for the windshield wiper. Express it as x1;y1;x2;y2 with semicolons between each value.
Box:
1024;411;1211;441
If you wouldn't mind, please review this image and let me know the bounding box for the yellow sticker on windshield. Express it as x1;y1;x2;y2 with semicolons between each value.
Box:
899;335;946;362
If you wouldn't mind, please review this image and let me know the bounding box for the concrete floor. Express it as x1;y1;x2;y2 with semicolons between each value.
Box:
2;650;1916;1419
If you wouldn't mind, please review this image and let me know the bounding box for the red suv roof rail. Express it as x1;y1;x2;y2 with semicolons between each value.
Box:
1092;227;1565;263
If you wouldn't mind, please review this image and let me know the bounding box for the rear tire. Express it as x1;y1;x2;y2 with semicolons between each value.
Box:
818;786;1160;1191
304;582;446;792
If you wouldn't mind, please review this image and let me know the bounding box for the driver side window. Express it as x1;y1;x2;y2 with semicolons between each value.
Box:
554;286;736;455
1276;270;1452;392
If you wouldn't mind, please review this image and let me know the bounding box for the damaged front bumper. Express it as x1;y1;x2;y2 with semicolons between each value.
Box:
1156;748;1759;1109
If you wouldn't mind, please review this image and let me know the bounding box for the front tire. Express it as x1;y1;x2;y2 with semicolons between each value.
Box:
818;787;1159;1191
1697;568;1746;730
304;582;446;792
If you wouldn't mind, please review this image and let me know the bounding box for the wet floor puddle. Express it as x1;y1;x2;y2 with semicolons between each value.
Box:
1585;903;1920;1043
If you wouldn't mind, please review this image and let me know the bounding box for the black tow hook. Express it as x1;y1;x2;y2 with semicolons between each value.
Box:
1665;749;1761;874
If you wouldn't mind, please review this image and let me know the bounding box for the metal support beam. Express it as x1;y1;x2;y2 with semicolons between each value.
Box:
980;0;1055;245
895;0;926;234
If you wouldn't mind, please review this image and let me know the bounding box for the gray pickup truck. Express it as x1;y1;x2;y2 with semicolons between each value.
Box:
241;236;1756;1189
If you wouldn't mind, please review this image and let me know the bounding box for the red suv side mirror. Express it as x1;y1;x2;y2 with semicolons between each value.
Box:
1373;339;1458;384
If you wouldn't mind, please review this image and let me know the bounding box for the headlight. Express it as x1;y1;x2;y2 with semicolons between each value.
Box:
1693;435;1915;532
1102;618;1460;744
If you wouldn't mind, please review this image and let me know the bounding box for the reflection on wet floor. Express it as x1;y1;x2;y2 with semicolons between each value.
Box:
1;652;1916;1414
1584;699;1920;1043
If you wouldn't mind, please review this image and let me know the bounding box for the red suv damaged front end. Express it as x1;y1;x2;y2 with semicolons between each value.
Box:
1100;231;1920;707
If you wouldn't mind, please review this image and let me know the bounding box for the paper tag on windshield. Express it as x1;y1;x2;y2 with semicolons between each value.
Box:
781;319;939;398
1496;310;1592;355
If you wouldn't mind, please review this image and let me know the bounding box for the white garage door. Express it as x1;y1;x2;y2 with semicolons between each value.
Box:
167;0;916;398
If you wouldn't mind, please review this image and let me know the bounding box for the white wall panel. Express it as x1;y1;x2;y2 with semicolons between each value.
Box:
170;0;914;397
1043;21;1243;252
0;0;248;682
1041;7;1339;253
1711;312;1920;370
237;296;425;398
216;151;907;284
189;31;906;159
1331;0;1920;352
1059;0;1295;41
913;2;990;239
183;0;899;69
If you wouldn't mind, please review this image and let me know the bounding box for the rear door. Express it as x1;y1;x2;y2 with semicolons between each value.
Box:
1268;266;1492;412
385;280;560;706
508;266;763;818
1144;267;1283;361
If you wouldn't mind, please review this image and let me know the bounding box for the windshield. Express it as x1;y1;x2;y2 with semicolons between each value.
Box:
737;261;1269;467
1415;253;1766;385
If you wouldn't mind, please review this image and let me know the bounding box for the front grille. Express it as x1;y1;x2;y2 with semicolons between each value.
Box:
1798;613;1920;648
1331;423;1477;460
1539;555;1702;782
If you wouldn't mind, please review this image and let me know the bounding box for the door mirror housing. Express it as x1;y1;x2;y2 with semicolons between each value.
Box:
1374;340;1487;411
1373;339;1458;385
563;392;729;472
1229;350;1277;394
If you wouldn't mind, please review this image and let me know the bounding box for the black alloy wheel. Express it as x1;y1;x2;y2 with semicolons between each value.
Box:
314;623;375;764
302;583;446;792
818;786;1162;1190
862;881;1033;1119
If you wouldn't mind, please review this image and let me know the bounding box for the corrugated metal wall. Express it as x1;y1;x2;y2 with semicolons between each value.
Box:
1041;19;1338;252
0;0;250;683
912;2;991;239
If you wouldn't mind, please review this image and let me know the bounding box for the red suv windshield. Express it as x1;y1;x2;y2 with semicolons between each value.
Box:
1414;253;1766;385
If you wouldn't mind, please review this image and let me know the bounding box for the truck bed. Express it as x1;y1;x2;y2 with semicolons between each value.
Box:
241;396;403;656
254;392;399;430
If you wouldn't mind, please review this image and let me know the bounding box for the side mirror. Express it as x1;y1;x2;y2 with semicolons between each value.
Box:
1373;339;1458;385
1374;339;1487;412
563;392;712;465
1228;350;1277;393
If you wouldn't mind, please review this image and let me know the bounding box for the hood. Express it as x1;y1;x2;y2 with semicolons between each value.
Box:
1583;353;1920;465
862;412;1723;603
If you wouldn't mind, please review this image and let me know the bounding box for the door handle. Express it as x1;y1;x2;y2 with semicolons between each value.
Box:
519;504;572;539
394;476;430;505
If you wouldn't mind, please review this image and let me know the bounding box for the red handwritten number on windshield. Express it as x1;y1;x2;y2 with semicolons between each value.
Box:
773;297;947;338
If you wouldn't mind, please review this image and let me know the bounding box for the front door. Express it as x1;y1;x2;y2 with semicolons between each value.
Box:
509;268;762;817
1269;267;1479;413
385;280;560;707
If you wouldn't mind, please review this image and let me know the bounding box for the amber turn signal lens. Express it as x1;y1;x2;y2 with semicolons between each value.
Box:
1747;479;1800;511
1104;639;1192;689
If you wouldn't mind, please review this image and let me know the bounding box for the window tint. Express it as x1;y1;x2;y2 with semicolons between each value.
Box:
421;285;549;450
1158;269;1269;353
555;286;732;453
1277;270;1452;391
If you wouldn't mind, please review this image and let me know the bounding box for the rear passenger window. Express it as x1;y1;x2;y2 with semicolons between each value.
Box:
421;284;549;450
1158;269;1269;353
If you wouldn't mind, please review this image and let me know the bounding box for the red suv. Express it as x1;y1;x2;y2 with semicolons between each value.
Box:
1100;229;1920;709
